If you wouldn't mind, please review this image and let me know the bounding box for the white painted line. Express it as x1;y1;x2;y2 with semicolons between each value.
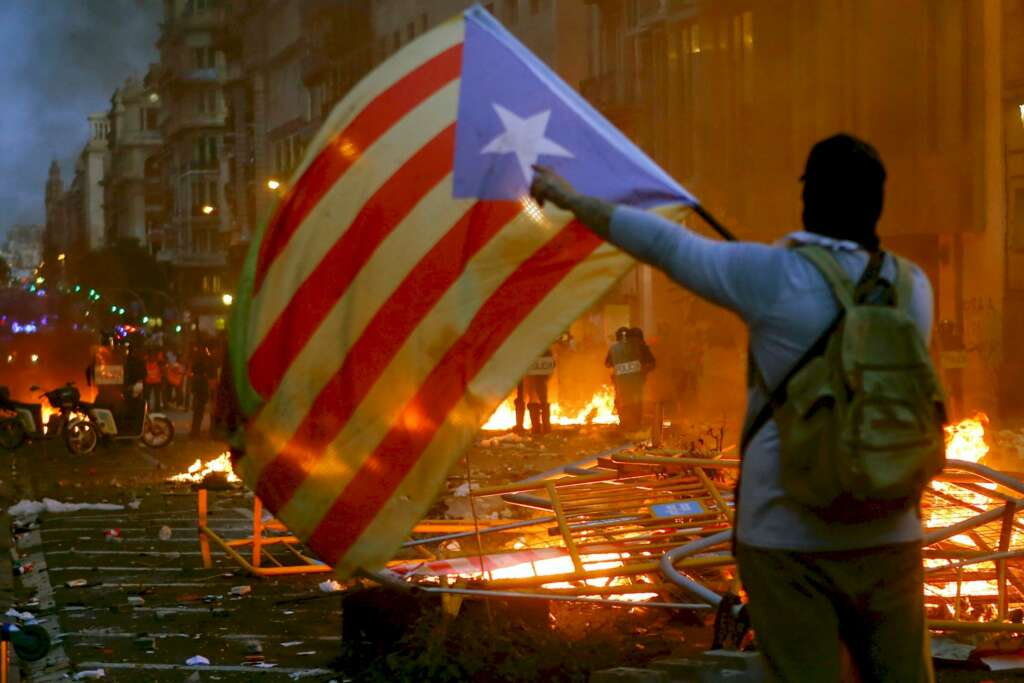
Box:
77;661;333;674
62;630;340;641
46;565;221;572
17;529;72;680
47;549;204;557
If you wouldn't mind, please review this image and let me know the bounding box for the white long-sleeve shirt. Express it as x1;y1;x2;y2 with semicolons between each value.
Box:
609;206;933;551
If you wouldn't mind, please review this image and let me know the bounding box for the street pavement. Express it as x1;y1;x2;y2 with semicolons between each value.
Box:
3;429;344;682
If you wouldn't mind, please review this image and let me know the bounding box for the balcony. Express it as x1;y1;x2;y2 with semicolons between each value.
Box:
159;6;227;44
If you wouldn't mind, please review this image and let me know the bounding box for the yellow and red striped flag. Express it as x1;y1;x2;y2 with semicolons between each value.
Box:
230;6;697;577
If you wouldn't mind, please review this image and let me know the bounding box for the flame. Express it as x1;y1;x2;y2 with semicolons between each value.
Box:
452;552;658;602
482;386;619;431
944;414;989;463
40;400;59;433
170;452;239;484
925;414;1002;601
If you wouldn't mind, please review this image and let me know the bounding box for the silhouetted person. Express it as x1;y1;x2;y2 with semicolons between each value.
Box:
531;134;937;681
190;343;213;440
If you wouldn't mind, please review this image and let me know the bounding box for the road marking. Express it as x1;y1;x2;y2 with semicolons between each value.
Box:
46;565;222;572
62;630;341;641
77;661;334;675
46;549;205;557
17;530;72;681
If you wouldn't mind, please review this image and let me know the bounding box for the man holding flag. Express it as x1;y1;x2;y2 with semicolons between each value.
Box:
229;4;932;680
529;133;935;681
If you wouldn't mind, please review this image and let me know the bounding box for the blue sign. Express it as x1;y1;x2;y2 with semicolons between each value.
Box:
650;500;705;518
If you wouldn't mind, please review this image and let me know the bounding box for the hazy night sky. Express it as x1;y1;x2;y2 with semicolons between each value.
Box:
0;0;161;239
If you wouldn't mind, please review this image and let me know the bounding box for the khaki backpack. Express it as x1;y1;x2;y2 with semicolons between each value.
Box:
743;245;947;522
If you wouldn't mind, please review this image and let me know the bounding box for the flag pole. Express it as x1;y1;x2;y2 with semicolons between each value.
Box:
692;204;737;243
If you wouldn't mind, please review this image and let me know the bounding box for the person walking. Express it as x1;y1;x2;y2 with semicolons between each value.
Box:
531;133;945;682
189;342;213;439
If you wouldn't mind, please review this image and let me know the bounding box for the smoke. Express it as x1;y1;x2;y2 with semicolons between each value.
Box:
0;0;160;237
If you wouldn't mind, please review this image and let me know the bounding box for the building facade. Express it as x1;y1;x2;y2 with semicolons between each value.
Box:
578;0;1017;421
104;75;164;249
153;0;234;320
2;225;44;283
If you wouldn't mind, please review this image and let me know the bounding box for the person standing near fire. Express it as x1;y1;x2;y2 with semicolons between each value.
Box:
605;326;655;431
189;340;214;439
515;347;555;435
531;133;942;681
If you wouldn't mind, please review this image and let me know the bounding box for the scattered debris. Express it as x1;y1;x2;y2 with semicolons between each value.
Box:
65;579;88;588
8;499;124;518
281;641;303;647
5;608;35;622
319;579;342;593
230;585;252;597
127;596;145;607
103;528;123;543
127;499;142;510
185;655;210;666
158;525;172;541
73;670;106;680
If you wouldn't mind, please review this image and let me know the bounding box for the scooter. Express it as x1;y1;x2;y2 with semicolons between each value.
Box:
0;384;98;454
80;382;174;449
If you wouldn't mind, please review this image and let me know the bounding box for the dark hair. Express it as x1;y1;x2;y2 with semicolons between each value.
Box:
801;133;886;251
615;326;629;341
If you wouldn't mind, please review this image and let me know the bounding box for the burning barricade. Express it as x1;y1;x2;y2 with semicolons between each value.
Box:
167;413;1024;637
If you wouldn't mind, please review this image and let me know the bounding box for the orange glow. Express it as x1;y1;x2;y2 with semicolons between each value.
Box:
924;415;1002;601
944;414;989;463
457;552;658;602
482;386;618;431
170;452;239;484
40;399;59;433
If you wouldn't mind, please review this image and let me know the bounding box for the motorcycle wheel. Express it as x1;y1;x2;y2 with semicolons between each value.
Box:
65;419;98;455
0;418;25;450
142;416;174;449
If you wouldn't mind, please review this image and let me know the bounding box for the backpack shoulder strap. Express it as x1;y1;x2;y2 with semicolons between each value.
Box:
796;245;855;310
893;255;916;311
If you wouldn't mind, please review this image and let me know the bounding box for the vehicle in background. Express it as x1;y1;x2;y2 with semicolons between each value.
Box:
0;384;98;454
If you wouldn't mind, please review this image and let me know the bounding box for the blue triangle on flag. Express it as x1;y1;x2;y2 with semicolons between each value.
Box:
453;4;697;208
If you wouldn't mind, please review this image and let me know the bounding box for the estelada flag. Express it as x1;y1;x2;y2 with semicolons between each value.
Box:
230;5;697;577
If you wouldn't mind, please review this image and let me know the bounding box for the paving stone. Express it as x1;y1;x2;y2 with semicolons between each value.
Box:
700;650;765;682
649;657;717;682
589;666;669;683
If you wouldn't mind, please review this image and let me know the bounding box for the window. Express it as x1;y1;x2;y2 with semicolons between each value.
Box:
407;22;415;42
504;0;518;23
193;135;218;165
142;108;159;130
419;13;428;33
197;89;218;115
529;0;541;15
393;30;401;50
193;0;210;13
192;46;216;69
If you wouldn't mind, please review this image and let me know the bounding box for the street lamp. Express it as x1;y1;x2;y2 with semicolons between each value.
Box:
202;205;215;215
57;253;66;262
266;179;281;191
221;293;234;306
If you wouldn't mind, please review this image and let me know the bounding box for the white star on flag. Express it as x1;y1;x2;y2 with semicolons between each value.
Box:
480;104;573;183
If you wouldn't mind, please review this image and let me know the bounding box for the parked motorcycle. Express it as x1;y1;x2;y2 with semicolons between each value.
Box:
80;383;174;449
0;384;98;454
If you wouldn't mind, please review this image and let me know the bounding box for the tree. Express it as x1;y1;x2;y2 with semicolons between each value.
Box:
69;239;171;313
